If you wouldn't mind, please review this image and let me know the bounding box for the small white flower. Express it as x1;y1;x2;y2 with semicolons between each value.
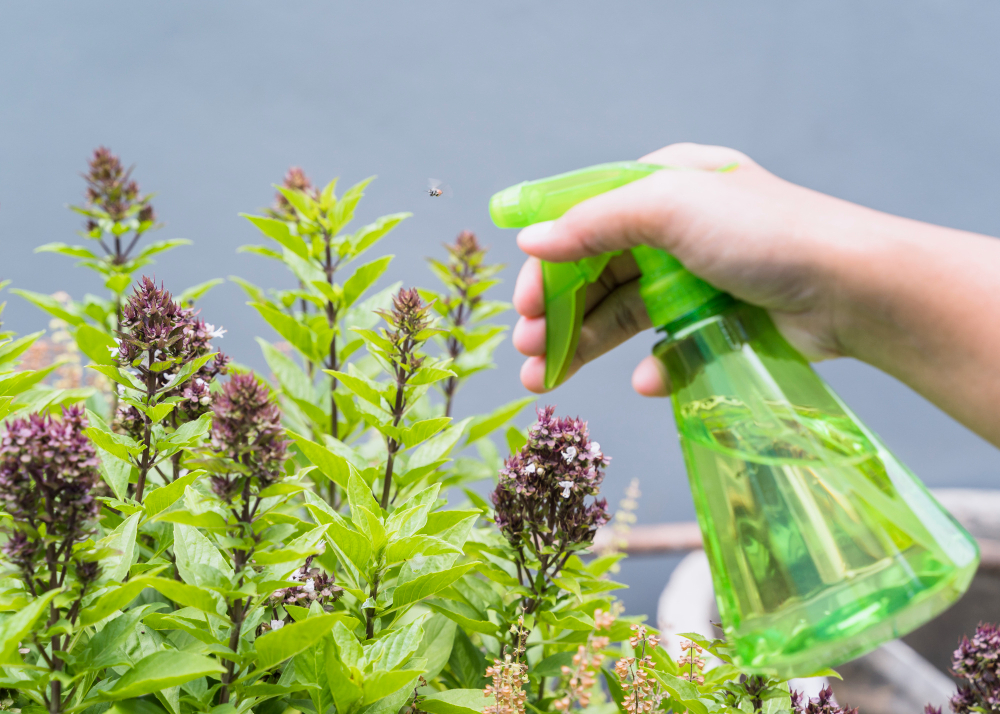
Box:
589;442;601;454
304;578;315;593
524;462;536;474
558;480;574;498
270;619;285;630
563;446;578;462
206;323;227;339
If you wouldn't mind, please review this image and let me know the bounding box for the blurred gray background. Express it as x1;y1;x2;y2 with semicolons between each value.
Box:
2;1;1000;619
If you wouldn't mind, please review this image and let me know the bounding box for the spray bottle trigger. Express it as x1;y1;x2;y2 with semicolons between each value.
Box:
542;252;618;390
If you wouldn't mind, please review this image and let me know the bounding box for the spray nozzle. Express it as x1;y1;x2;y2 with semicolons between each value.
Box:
490;161;725;389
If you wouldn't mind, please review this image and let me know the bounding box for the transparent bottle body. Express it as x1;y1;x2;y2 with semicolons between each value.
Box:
654;302;979;677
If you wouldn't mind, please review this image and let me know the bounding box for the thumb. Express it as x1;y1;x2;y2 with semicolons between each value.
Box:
516;142;749;264
516;171;690;263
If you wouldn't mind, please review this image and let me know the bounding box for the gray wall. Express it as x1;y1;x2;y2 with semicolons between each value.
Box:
2;1;1000;618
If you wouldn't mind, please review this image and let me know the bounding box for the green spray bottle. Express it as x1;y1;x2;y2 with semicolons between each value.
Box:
490;162;979;677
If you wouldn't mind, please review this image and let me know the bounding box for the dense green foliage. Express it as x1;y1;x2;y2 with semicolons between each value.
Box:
0;150;882;714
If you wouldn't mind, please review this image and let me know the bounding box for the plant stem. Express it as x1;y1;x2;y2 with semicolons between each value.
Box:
365;573;380;639
324;234;340;441
133;347;156;502
220;479;255;705
442;297;468;418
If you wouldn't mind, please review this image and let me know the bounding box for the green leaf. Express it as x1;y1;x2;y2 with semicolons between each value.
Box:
146;402;176;424
174;524;233;584
251;301;316;361
420;690;494;714
88;363;142;391
97;448;132;500
0;331;43;366
408;418;471;471
86;425;138;461
505;426;527;454
352;213;411;256
105;274;132;293
159;411;213;448
275;186;318;220
385;535;460;564
257;613;354;669
327;518;373;576
326;648;363;714
133;238;191;261
0;589;60;664
333;176;375;229
362;670;421;706
177;278;225;305
533;651;576;677
159;352;217;394
408;366;456;386
75;324;118;365
100;651;225;700
289;431;353;489
448;629;487;690
11;289;85;326
100;512;140;582
417;614;456;680
651;671;709;714
243;214;310;260
326;369;383;408
259;338;314;401
367;620;424;672
391;562;478;610
397;417;451;449
144;470;204;517
104;700;169;714
330;620;364;667
36;242;99;259
342;256;392;308
465;396;535;445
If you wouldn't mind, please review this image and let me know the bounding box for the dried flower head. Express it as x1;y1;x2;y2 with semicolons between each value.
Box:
949;623;1000;714
115;277;228;436
492;406;610;551
0;406;100;572
678;638;706;685
83;147;153;223
483;653;529;714
210;372;288;499
791;686;857;714
268;555;343;609
554;607;618;711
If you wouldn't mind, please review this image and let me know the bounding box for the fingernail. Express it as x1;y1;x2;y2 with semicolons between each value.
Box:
517;221;552;248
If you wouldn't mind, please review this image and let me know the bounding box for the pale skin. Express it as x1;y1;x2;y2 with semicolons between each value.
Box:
511;143;1000;448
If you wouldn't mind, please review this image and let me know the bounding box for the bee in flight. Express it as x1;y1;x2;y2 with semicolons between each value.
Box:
427;179;446;197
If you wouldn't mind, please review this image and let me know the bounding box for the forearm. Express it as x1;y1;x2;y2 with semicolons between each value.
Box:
827;208;1000;446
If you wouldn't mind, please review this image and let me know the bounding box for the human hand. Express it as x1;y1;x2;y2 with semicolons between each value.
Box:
511;142;881;396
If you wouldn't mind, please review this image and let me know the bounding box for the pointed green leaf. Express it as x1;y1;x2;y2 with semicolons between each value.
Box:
391;562;478;610
144;470;204;517
75;324;118;365
243;215;311;260
342;256;392;308
420;689;493;714
100;651;225;700
289;431;353;489
0;589;60;664
465;396;535;445
256;613;356;670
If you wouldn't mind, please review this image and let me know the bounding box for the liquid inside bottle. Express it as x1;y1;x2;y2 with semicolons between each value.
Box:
655;302;979;677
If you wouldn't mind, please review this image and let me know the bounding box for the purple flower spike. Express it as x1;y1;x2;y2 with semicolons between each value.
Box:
0;406;101;567
491;406;610;551
210;372;288;500
950;623;1000;714
115;277;229;436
